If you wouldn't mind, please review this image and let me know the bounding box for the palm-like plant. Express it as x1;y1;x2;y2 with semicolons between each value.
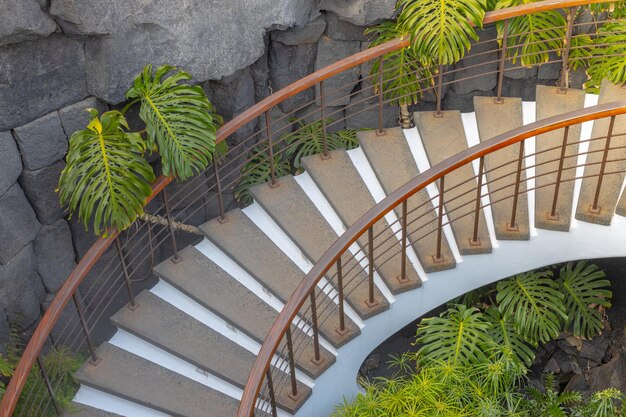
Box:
496;270;567;344
524;373;582;417
485;307;536;367
58;110;155;236
557;261;612;339
234;143;291;204
586;22;626;93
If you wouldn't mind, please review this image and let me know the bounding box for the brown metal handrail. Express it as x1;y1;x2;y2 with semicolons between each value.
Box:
0;0;620;415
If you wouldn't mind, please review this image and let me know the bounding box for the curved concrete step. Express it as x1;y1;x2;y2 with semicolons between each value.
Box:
577;80;626;224
76;343;244;417
301;149;422;294
200;209;361;349
358;128;456;272
415;110;492;254
65;403;123;417
474;96;529;240
153;245;334;379
534;86;586;231
249;176;389;320
111;291;311;414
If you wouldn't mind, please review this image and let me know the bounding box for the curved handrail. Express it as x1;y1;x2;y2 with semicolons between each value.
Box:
0;0;618;415
237;99;626;417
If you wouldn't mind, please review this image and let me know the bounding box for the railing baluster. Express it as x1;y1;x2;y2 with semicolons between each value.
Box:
472;157;485;245
435;65;444;117
496;19;509;103
213;160;226;222
114;237;137;308
285;328;299;399
36;356;61;417
265;111;278;187
162;189;181;263
320;80;330;158
559;7;576;92
591;116;617;212
309;292;321;363
73;289;98;365
266;370;278;417
336;258;346;334
549;126;570;219
400;200;408;282
435;176;445;261
377;55;386;136
509;140;525;230
366;227;377;306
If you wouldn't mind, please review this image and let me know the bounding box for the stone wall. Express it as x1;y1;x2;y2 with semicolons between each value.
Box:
0;0;584;348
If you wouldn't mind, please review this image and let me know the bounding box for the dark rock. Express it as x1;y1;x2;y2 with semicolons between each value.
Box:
445;90;494;113
67;217;97;262
504;60;538;80
12;111;68;171
51;0;315;103
501;78;549;102
558;336;583;356
537;53;562;80
0;184;41;265
165;173;211;211
272;15;326;45
564;374;589;393
296;103;346;133
117;221;161;283
580;337;610;364
0;35;87;131
250;36;271;102
58;97;108;138
544;340;558;355
0;131;22;197
0;244;45;329
345;92;397;130
269;40;317;113
33;220;76;293
543;357;561;374
588;354;626;392
204;190;238;221
40;292;81;345
359;352;381;376
570;69;588;90
19;160;66;225
325;12;369;41
319;0;396;25
552;349;580;375
0;0;57;46
315;36;361;106
0;303;10;354
453;26;499;95
574;8;595;35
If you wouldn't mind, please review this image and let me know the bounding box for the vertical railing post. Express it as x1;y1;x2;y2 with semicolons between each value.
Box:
73;289;99;365
435;65;444;117
496;19;509;103
319;80;330;158
400;200;408;282
114;237;137;308
265;111;278;187
591;116;616;213
266;370;278;417
336;258;347;334
309;292;322;364
377;55;386;136
285;328;299;400
472;157;485;245
213;161;226;222
366;227;378;307
162;188;182;263
435;176;445;261
559;7;576;93
549;126;570;219
509;140;525;230
37;355;62;417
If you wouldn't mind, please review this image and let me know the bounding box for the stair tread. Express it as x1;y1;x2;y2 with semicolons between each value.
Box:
76;343;241;417
153;245;334;379
577;80;626;224
474;96;529;240
65;403;123;417
301;149;422;294
111;291;311;413
200;209;360;349
415;110;492;254
358;128;456;272
535;86;586;231
250;175;389;319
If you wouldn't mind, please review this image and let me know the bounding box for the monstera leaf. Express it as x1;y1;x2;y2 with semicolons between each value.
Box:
398;0;487;66
586;22;626;93
126;64;219;180
234;143;291;204
416;304;492;366
58;110;155;236
484;308;536;367
557;261;612;339
495;0;566;67
496;270;567;344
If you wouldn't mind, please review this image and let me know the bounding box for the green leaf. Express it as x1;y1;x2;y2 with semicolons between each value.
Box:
283;119;353;169
58;110;155;236
397;0;487;66
234;142;291;204
586;22;626;93
416;304;492;366
126;64;219;180
496;270;566;344
569;33;594;72
484;308;536;367
557;261;612;339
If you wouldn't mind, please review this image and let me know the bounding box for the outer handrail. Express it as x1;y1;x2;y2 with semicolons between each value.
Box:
237;99;626;417
0;0;617;415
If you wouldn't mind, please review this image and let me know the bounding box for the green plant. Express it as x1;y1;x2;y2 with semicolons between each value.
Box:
234;143;291;204
525;373;583;417
484;307;536;367
58;64;222;236
573;388;624;417
0;354;12;399
585;21;626;93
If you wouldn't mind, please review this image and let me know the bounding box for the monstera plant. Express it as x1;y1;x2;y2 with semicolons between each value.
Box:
58;65;223;236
